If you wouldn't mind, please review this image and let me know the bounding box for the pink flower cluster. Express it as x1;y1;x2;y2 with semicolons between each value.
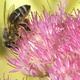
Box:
6;3;80;80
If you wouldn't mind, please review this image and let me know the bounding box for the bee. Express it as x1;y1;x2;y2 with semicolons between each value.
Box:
2;0;31;48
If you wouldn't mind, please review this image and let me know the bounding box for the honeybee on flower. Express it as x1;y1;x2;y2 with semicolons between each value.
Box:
2;0;80;80
2;0;31;48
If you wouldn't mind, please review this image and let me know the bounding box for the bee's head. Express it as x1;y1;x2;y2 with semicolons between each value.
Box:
4;41;12;48
5;42;12;48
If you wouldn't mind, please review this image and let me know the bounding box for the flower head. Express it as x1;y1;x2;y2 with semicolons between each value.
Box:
6;1;80;80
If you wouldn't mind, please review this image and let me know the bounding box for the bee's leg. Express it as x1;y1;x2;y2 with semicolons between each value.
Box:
10;41;15;44
14;32;19;37
13;32;22;39
18;23;31;31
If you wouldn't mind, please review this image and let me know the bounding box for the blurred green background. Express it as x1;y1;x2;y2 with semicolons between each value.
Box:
0;0;80;80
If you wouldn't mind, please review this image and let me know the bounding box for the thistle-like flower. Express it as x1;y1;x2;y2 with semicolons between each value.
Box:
6;1;80;80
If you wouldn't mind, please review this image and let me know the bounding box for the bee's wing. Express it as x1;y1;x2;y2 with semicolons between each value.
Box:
3;0;15;26
8;4;15;17
7;4;15;24
7;4;15;33
3;0;6;26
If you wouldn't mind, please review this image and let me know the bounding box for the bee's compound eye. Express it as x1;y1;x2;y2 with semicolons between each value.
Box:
6;43;12;48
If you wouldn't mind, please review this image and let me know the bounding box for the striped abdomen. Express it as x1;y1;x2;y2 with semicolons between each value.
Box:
8;5;31;24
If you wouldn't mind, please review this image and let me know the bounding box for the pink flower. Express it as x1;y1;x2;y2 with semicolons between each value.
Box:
6;2;80;80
